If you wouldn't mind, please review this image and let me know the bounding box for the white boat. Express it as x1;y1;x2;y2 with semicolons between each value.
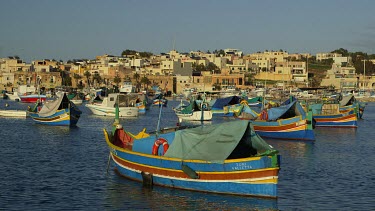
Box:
175;100;212;121
85;93;139;117
0;109;27;117
119;81;136;93
177;110;212;121
5;92;20;101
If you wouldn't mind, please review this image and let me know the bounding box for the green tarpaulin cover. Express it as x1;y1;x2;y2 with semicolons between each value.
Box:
164;120;273;162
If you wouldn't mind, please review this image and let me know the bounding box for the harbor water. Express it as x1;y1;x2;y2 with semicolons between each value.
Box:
1;99;374;210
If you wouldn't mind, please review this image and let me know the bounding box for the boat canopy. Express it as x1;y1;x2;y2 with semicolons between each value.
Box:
340;94;356;106
266;100;306;121
211;96;241;109
38;93;70;117
164;120;274;162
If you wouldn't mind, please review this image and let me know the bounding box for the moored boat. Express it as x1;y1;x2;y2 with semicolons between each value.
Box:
152;94;168;107
175;99;212;121
19;93;47;103
0;109;27;118
5;92;21;101
85;93;138;117
309;103;357;127
235;100;315;141
28;93;82;126
103;117;281;198
339;94;365;119
211;96;242;117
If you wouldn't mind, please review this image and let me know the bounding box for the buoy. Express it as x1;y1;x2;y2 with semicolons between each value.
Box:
5;103;9;107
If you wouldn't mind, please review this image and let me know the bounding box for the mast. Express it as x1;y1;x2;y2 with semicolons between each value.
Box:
363;59;366;92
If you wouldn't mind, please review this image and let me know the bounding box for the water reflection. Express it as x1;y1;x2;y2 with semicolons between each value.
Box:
266;139;314;159
105;177;278;211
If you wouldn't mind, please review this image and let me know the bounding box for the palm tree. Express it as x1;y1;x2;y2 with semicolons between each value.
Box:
140;76;151;91
84;71;91;87
133;72;140;92
73;73;82;89
114;75;121;87
92;72;102;87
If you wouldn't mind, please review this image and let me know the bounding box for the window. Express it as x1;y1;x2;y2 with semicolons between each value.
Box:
180;81;182;83
197;79;200;83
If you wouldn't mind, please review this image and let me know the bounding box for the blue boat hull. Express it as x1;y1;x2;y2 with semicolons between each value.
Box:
29;108;81;126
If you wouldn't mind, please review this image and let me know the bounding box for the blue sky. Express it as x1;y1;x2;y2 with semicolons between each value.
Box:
1;0;375;62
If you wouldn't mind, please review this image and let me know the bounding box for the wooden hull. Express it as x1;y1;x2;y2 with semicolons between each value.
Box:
104;130;280;198
251;118;315;141
313;113;357;127
29;108;81;126
152;99;167;107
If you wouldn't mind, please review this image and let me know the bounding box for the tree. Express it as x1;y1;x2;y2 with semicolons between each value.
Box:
206;62;219;72
331;48;349;57
140;76;151;90
192;63;206;72
121;49;137;56
113;75;121;87
353;59;375;75
84;71;91;87
213;49;225;56
133;72;140;92
139;51;153;58
73;73;82;89
92;72;102;87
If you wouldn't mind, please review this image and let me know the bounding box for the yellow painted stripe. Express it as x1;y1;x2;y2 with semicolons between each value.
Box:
112;153;279;174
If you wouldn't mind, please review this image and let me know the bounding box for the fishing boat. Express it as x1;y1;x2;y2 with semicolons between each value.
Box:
339;94;365;119
235;100;315;141
28;93;82;126
103;109;281;198
85;93;139;117
210;96;242;117
67;92;84;105
136;93;152;114
0;109;27;118
5;92;21;101
19;93;47;103
309;103;357;127
175;99;212;121
152;94;168;107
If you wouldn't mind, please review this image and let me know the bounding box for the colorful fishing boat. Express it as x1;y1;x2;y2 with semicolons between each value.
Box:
152;94;168;107
235;100;315;141
136;93;152;113
28;93;82;126
103;108;281;198
210;96;242;117
309;103;357;127
339;94;365;119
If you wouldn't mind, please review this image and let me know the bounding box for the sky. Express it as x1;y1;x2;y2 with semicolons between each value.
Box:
1;0;375;62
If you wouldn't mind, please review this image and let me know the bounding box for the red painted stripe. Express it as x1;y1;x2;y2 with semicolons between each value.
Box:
253;121;305;131
112;155;279;180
